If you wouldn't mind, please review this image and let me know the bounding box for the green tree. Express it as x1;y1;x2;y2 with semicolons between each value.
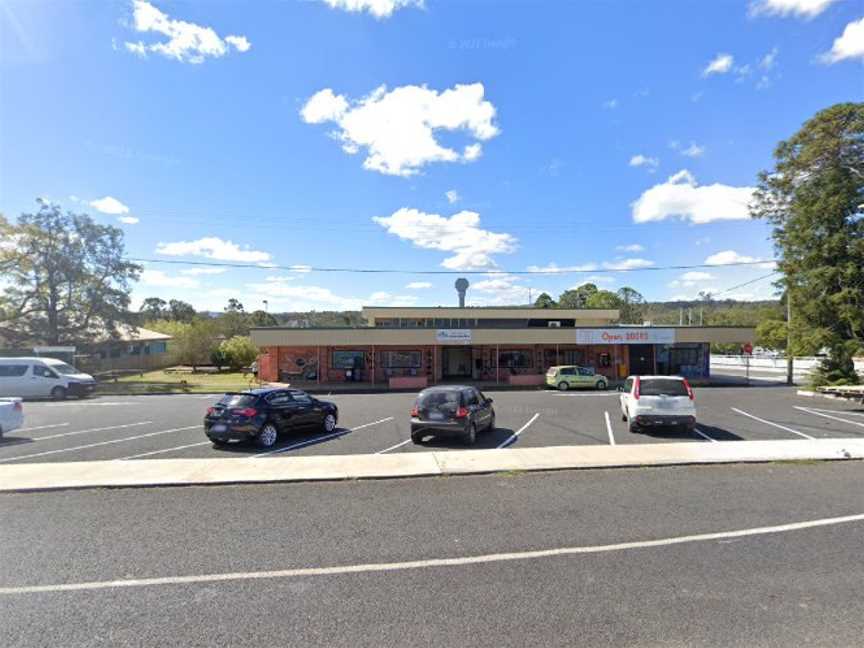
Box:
533;292;557;308
220;298;249;337
585;290;623;310
225;298;245;313
558;283;598;308
149;319;219;371
248;309;278;327
0;200;141;345
168;299;196;323
755;319;788;352
751;103;864;385
219;336;259;371
616;287;645;323
139;297;168;321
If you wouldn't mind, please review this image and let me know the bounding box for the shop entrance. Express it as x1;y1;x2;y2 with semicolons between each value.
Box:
442;347;472;379
628;344;654;375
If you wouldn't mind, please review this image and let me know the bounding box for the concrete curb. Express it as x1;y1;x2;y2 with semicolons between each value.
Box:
1;439;863;493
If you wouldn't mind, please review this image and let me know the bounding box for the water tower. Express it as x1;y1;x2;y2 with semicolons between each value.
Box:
455;277;469;308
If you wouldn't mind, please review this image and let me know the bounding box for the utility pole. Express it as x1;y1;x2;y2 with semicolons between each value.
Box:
786;288;793;385
679;308;683;325
528;288;532;306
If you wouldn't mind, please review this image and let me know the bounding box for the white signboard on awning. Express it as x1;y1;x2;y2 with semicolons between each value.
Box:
575;328;675;345
436;329;472;345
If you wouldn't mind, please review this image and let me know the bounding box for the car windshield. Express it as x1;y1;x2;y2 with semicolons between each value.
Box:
218;394;259;408
639;379;689;397
48;362;82;375
417;390;460;412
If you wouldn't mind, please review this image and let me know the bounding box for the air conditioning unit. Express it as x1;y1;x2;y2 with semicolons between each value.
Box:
547;321;562;328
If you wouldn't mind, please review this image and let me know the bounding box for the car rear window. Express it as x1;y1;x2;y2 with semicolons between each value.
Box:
639;379;689;397
417;390;461;411
218;393;259;408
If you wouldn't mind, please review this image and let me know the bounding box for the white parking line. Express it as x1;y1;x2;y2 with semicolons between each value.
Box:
0;426;199;463
119;441;211;460
794;407;864;430
377;439;413;454
497;413;540;449
604;411;615;446
730;407;814;440
45;401;134;407
4;512;863;596
254;416;395;458
693;428;718;442
29;421;153;442
17;423;70;433
807;407;864;418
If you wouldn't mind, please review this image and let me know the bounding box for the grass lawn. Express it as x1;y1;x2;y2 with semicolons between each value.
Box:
96;369;263;395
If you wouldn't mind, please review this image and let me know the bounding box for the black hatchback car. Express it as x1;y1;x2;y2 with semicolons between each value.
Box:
410;385;495;445
204;388;338;449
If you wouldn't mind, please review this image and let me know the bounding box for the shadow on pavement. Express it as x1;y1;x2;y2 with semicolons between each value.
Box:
413;426;514;450
208;427;352;455
635;424;745;442
0;436;34;448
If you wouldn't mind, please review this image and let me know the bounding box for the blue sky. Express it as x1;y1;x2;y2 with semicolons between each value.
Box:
1;0;862;312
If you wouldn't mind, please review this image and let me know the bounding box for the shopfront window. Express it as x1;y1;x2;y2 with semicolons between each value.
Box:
332;350;365;369
561;350;584;365
381;351;422;368
499;349;532;368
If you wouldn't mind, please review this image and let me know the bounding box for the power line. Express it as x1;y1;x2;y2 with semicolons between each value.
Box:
714;272;779;296
129;257;778;276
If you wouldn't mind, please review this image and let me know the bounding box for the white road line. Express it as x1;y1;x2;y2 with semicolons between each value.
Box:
119;441;210;460
29;421;153;442
497;413;540;449
807;407;864;418
45;401;134;407
693;428;718;443
794;407;864;430
376;439;413;454
17;423;70;433
604;411;616;446
254;417;395;458
3;512;863;596
0;426;199;463
730;407;814;440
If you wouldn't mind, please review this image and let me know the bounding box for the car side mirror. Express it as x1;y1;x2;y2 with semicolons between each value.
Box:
617;385;624;392
486;398;493;404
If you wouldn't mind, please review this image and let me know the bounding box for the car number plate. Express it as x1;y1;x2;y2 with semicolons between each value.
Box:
658;400;673;409
428;411;445;421
211;424;227;433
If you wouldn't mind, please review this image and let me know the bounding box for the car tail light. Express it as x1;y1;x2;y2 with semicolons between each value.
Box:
410;406;419;417
683;378;695;400
633;377;640;400
13;401;22;412
206;407;216;416
455;406;469;418
232;407;258;417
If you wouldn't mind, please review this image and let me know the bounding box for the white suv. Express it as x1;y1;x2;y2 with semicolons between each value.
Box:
619;375;696;434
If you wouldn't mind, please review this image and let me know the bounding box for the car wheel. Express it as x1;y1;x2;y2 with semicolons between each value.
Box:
487;411;496;432
210;438;228;448
256;422;278;448
595;380;606;391
322;413;337;433
629;421;640;434
50;386;67;401
621;411;627;422
557;381;569;391
464;423;477;445
411;431;423;444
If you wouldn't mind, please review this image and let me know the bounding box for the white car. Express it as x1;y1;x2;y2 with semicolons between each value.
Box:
0;358;96;400
0;397;24;438
619;375;696;434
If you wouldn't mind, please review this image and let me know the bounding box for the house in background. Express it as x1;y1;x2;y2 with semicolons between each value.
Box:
82;325;173;373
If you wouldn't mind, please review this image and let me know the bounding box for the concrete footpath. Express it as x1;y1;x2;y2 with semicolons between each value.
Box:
1;438;863;492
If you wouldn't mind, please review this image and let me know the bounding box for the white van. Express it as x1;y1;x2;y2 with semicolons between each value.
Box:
0;358;96;400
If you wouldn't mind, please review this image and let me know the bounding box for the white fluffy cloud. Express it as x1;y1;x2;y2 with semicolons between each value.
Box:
616;244;644;253
702;53;734;76
669;271;714;288
821;17;864;64
301;83;499;177
180;267;228;276
602;98;619;109
140;269;199;289
470;274;540;306
602;258;654;270
445;190;461;204
629;154;659;170
750;0;837;19
525;262;598;273
124;1;251;64
320;0;424;19
372;208;517;270
89;196;130;214
242;282;417;311
631;170;755;224
156;237;272;263
118;216;140;225
704;250;776;269
680;142;706;158
406;281;433;289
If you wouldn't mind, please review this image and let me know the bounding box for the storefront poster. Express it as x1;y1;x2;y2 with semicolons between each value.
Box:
436;329;472;345
575;328;675;345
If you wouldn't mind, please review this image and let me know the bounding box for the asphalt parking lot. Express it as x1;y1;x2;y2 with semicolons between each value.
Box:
2;385;863;464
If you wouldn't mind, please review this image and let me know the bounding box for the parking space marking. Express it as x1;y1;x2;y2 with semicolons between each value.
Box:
604;411;615;446
4;512;864;596
119;441;211;460
693;428;718;443
29;421;153;442
730;407;814;439
807;407;864;418
254;417;395;458
794;407;864;430
0;426;199;463
497;413;540;449
45;401;134;408
377;439;413;454
17;423;70;433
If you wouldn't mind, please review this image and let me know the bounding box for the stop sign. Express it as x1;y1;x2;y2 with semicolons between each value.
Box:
743;343;753;355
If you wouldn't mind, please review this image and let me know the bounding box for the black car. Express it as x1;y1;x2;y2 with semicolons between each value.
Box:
410;385;495;445
204;388;338;449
